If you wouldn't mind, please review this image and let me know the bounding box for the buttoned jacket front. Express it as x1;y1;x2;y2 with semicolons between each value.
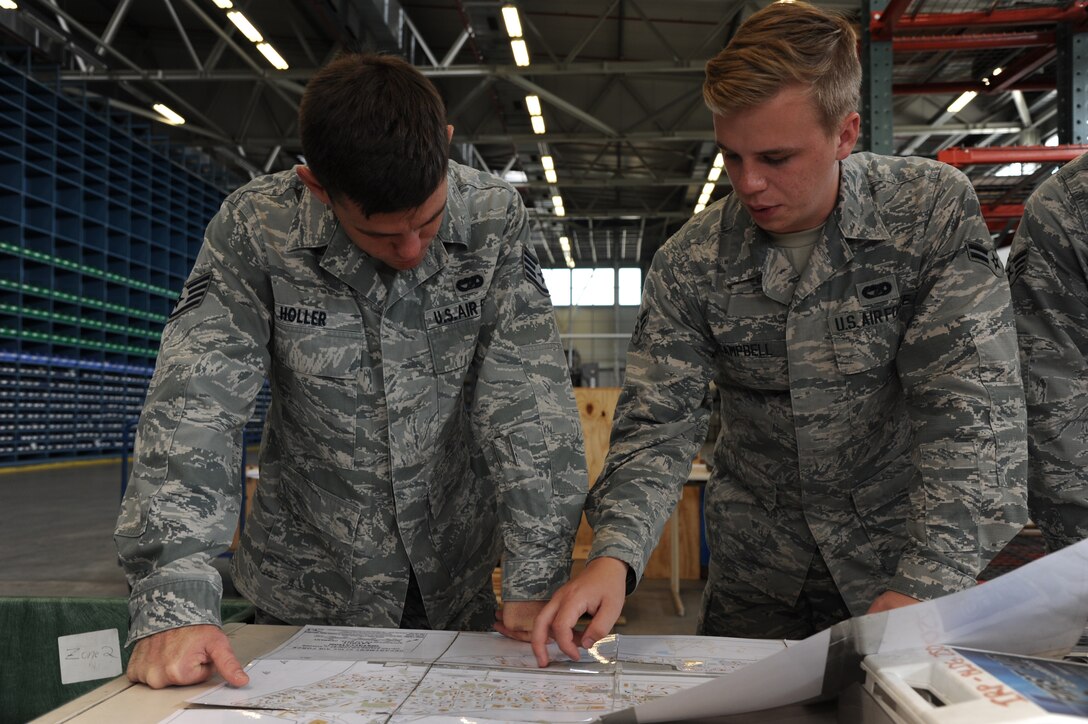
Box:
117;162;586;643
587;153;1027;613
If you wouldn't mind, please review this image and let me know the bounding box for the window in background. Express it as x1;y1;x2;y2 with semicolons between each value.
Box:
572;268;615;306
543;267;642;306
541;268;571;306
619;268;642;306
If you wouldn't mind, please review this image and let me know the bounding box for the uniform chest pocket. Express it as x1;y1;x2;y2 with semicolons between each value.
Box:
272;323;362;468
828;314;901;375
428;324;476;374
426;319;481;425
716;337;790;391
709;289;790;391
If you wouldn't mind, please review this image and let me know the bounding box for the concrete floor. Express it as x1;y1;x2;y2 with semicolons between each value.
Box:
0;459;704;636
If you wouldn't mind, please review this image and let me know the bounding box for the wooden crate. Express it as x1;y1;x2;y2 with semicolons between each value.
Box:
573;387;701;580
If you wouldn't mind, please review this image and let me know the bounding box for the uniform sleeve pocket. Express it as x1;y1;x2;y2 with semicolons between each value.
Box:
115;363;194;538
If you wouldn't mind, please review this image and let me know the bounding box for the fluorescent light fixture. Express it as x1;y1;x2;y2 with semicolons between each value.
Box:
503;169;528;183
213;0;232;7
152;103;185;125
551;195;563;208
707;166;721;182
540;154;554;170
544;168;558;183
698;192;711;206
566;257;575;269
694;203;705;214
555;206;566;217
0;0;18;8
559;236;570;251
257;42;289;70
992;66;1003;76
701;182;715;196
525;95;542;116
511;39;531;67
501;4;523;38
227;11;263;43
946;91;977;114
1044;133;1058;147
530;115;546;134
500;4;522;37
713;152;724;168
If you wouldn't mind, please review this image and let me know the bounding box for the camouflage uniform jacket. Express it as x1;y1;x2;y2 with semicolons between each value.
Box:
1007;152;1088;551
587;153;1027;614
116;161;586;644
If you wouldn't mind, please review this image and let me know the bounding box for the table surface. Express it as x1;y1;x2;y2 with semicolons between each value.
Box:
33;623;297;724
36;623;875;724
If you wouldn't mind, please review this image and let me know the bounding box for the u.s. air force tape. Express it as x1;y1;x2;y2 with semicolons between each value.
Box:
168;273;212;322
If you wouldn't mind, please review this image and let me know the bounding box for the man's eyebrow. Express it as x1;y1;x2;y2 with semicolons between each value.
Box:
356;202;447;237
716;143;797;156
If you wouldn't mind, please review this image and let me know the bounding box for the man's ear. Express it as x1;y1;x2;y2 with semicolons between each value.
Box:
447;124;454;142
296;166;332;206
835;112;861;161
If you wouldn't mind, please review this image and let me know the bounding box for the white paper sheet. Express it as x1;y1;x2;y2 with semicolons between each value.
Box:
191;660;428;714
161;710;385;724
262;626;457;663
392;666;610;722
869;538;1088;658
436;631;616;670
603;626;832;723
613;538;1088;723
616;634;785;673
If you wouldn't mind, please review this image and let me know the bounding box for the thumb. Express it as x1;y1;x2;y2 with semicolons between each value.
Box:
208;639;249;687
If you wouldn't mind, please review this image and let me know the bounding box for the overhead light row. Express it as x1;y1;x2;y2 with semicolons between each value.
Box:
502;4;531;67
0;1;17;10
558;236;575;269
525;94;546;134
212;0;289;70
693;152;724;214
524;101;564;218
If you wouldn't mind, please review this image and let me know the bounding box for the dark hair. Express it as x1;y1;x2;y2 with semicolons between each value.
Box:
299;53;449;216
704;1;860;134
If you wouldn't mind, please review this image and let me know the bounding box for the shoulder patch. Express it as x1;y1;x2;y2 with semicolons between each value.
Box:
168;273;212;322
965;241;1003;277
522;248;549;296
1006;247;1028;286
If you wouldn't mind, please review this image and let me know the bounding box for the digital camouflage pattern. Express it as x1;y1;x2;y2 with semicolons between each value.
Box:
115;161;587;644
586;153;1028;634
1007;152;1088;552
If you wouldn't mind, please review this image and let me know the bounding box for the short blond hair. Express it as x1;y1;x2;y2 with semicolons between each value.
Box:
703;1;860;133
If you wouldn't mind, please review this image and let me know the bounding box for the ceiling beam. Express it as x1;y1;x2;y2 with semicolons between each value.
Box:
57;59;709;83
497;72;619;137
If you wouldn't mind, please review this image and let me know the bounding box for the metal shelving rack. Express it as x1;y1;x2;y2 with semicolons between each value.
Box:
0;58;266;466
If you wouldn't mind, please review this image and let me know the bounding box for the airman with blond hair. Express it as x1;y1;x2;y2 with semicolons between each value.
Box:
531;0;1027;661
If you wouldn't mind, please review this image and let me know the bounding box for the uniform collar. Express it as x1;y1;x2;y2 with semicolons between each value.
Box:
434;164;469;248
313;171;463;310
717;156;888;304
834;154;892;242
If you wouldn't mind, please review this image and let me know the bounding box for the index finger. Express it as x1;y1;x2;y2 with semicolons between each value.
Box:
531;597;563;667
208;637;249;688
541;597;586;665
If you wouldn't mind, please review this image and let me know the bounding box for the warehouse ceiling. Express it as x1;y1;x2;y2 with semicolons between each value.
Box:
0;0;1078;268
